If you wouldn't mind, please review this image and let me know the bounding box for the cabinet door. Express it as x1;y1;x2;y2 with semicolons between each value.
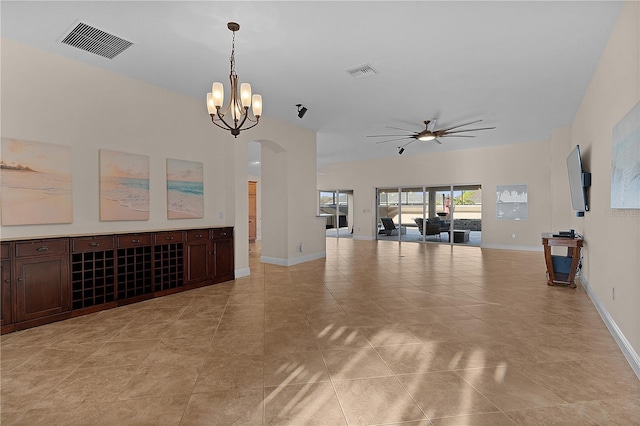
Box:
1;253;12;327
15;255;70;323
212;236;234;282
186;230;210;285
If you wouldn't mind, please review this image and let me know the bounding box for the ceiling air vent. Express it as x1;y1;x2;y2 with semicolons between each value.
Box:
60;22;133;59
346;63;378;80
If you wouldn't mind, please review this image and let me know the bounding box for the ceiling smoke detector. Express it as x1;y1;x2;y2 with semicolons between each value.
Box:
60;21;134;59
346;63;378;80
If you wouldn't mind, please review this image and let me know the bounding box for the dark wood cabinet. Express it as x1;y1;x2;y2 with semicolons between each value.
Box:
14;238;71;329
186;229;211;287
211;227;234;282
1;243;13;333
2;227;233;334
186;228;234;287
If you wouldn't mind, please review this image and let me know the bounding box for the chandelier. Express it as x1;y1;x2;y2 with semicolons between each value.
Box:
206;22;262;137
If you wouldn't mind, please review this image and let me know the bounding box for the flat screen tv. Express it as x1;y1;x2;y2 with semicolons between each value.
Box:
566;145;591;216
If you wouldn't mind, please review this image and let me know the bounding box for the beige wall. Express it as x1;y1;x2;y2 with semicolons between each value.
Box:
318;139;553;250
1;39;231;239
1;38;326;273
229;127;326;268
561;0;639;358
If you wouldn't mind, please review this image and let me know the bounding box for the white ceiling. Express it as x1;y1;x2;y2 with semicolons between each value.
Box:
1;1;623;175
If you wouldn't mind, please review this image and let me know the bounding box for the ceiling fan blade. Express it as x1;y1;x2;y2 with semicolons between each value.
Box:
367;134;416;137
438;134;476;138
438;119;484;132
434;138;443;144
374;137;414;144
442;126;496;135
385;126;418;133
426;118;437;132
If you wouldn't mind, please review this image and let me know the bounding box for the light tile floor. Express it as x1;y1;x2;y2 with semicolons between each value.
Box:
1;239;639;425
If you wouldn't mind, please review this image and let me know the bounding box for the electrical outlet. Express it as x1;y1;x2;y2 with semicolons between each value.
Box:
218;211;224;220
511;233;516;239
300;243;304;252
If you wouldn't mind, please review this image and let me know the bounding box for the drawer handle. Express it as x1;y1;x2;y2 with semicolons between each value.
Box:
131;239;140;243
166;236;174;241
4;279;9;283
89;242;100;247
17;278;22;282
221;232;227;236
36;246;49;252
195;234;203;238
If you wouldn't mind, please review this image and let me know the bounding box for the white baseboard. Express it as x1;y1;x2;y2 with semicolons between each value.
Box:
261;251;326;267
580;275;640;380
234;267;250;278
353;235;375;241
481;243;543;252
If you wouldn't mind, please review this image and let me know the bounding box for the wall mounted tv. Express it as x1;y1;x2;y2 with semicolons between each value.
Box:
566;145;591;217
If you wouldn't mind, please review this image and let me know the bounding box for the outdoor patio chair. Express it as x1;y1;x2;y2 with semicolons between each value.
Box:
414;218;441;238
380;217;403;236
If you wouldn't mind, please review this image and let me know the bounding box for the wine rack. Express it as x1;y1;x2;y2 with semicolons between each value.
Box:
154;243;184;292
71;249;115;310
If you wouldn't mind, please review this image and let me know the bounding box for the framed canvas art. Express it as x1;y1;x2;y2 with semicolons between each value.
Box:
611;101;640;209
99;149;150;221
0;138;73;225
496;184;528;220
166;159;204;219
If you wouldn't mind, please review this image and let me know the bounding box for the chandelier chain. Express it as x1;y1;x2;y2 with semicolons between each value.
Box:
230;30;236;78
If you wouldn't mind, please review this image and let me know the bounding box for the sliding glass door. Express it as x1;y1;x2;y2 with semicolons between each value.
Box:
319;190;353;238
400;187;424;242
451;185;482;245
376;184;482;246
377;188;399;241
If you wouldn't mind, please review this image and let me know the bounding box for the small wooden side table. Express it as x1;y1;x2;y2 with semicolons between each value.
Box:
541;234;584;288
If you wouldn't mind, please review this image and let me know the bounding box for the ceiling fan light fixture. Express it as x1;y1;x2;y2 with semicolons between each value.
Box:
368;117;495;154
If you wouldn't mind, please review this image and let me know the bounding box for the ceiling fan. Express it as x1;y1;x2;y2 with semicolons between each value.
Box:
367;118;496;154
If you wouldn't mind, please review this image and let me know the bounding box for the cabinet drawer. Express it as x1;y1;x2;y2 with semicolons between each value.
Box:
1;243;9;260
211;227;233;239
116;234;152;248
154;231;185;244
72;236;114;252
186;230;208;242
15;239;68;258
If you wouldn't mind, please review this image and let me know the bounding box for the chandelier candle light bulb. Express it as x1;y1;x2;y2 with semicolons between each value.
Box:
206;22;262;137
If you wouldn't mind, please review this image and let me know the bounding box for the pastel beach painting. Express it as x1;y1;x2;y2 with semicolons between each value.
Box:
167;159;204;219
1;138;73;225
99;149;150;221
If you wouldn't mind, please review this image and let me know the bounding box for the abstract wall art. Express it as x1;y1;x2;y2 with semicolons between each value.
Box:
496;184;528;220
